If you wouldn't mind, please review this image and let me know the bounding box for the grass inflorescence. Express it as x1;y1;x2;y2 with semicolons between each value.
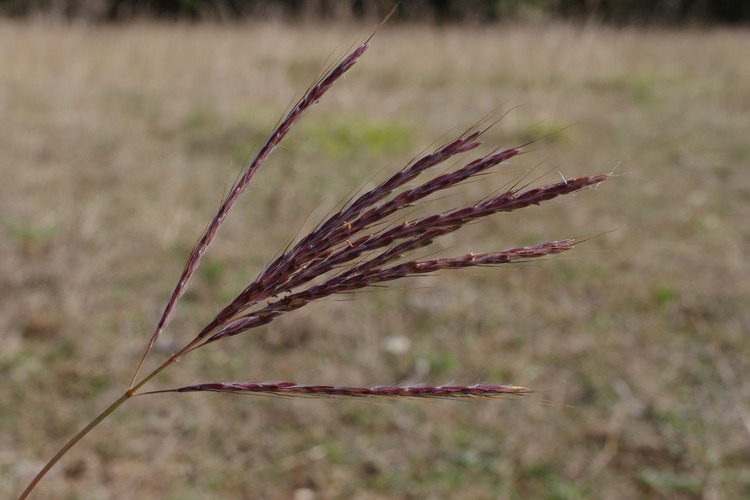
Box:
18;18;610;499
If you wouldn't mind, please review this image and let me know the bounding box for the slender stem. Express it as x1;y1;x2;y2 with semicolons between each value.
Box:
18;391;131;500
19;353;182;499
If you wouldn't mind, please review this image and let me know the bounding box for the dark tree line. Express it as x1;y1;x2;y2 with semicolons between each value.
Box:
2;0;748;24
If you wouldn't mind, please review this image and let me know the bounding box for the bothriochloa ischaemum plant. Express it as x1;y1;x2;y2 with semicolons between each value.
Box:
19;21;612;499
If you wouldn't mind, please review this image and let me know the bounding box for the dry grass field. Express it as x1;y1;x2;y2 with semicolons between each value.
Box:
1;19;749;499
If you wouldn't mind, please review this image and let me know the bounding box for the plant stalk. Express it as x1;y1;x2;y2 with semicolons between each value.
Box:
19;354;180;499
18;391;130;500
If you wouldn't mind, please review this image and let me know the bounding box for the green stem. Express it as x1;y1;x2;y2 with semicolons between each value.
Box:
18;391;131;500
18;354;180;499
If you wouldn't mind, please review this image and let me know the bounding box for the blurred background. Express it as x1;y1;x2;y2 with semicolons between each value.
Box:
1;1;749;498
2;0;750;24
